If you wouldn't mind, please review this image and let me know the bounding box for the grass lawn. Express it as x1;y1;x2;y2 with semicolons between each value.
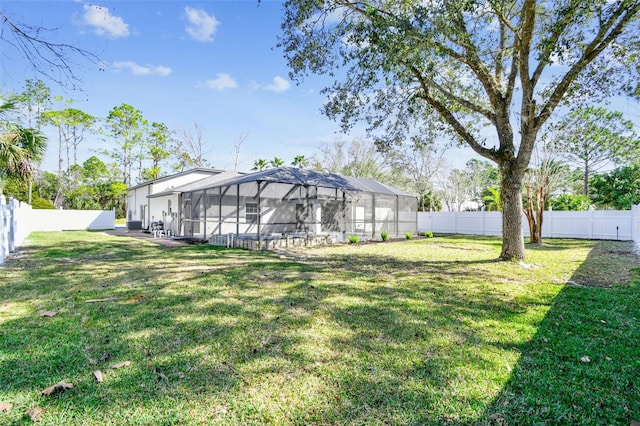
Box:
0;232;638;425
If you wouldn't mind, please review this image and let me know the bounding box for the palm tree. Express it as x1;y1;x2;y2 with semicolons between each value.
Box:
482;187;502;211
291;155;309;169
270;157;284;168
1;96;47;196
252;158;268;171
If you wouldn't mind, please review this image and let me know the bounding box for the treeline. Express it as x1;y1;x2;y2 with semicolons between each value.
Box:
1;80;223;216
2;80;639;220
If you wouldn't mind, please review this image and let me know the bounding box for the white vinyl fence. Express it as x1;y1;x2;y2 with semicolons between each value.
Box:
418;206;640;248
0;195;115;265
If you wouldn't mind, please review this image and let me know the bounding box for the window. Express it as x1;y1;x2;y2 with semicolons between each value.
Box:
245;202;258;223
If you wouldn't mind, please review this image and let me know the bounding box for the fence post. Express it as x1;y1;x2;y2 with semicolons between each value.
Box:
8;197;16;252
632;204;639;249
483;210;489;236
454;211;458;234
1;195;7;264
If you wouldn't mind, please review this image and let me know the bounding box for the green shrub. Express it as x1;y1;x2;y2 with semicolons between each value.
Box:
380;231;389;241
31;197;56;209
348;235;360;244
551;193;591;211
405;232;413;240
424;231;433;238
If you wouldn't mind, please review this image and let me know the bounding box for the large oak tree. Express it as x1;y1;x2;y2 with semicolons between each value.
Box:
279;0;640;260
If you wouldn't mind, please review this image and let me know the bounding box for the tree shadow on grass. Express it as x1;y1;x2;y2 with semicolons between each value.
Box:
0;233;510;424
477;240;640;425
0;233;326;424
4;233;636;424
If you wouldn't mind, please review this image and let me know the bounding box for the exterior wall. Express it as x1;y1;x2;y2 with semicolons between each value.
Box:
148;194;180;236
418;208;640;243
127;170;219;229
149;171;215;194
127;185;151;225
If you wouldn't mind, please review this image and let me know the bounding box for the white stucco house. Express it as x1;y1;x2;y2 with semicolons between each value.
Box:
126;168;231;233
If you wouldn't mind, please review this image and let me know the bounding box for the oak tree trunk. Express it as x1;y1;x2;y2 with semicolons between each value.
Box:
500;166;526;260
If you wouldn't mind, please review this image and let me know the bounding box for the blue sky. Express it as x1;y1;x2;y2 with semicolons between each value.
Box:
1;0;385;173
2;1;638;177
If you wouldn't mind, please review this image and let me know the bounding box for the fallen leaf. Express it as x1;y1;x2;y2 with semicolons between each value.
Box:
40;311;57;317
606;356;612;361
42;381;73;396
111;361;131;369
0;402;12;412
81;316;89;324
93;370;103;383
580;356;591;363
27;407;43;422
126;295;144;303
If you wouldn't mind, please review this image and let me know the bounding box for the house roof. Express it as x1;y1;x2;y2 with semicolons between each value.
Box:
200;167;362;191
177;166;413;197
128;167;227;191
136;166;413;198
148;170;242;198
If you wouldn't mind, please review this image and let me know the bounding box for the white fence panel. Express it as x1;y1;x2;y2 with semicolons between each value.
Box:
24;209;115;232
633;205;640;251
0;194;115;265
419;211;502;236
1;196;9;264
12;200;32;249
419;207;640;245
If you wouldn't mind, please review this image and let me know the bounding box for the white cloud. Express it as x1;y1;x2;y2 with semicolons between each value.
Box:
206;73;238;90
263;76;291;93
112;61;172;76
81;5;130;38
184;6;220;42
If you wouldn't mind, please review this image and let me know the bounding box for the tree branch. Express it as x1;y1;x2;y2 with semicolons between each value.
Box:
1;12;100;90
536;2;640;128
423;75;496;123
412;82;497;161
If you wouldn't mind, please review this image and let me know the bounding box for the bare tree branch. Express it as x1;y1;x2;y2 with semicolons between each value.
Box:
1;12;100;90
